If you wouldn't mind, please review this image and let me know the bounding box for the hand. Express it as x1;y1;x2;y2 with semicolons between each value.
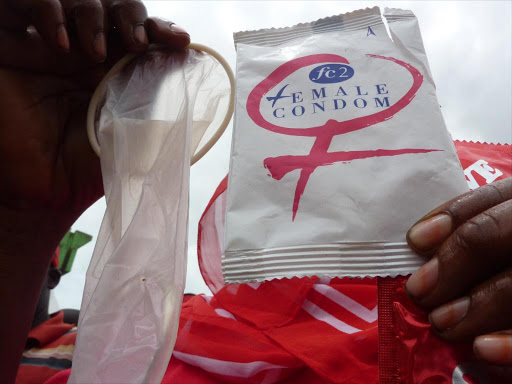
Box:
0;0;190;218
405;178;512;369
0;2;190;383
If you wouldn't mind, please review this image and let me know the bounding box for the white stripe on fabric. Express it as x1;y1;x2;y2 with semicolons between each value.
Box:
173;351;287;378
302;299;361;334
247;282;261;290
201;294;237;320
215;308;237;321
316;276;332;285
313;284;378;323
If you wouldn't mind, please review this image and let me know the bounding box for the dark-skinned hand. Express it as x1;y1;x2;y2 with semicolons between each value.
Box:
406;177;512;374
0;2;190;383
0;0;190;216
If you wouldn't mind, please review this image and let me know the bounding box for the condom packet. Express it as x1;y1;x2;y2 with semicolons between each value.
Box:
379;140;512;384
223;7;468;284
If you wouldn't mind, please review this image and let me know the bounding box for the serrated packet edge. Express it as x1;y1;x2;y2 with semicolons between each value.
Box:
223;242;421;284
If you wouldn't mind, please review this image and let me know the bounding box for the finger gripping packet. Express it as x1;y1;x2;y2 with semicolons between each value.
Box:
223;7;469;283
379;141;512;384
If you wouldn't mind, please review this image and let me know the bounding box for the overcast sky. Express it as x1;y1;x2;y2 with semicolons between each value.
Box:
51;1;512;311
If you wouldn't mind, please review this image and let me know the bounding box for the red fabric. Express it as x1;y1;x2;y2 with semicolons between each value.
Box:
51;248;60;269
26;312;73;347
378;141;511;384
182;293;196;304
45;141;511;384
45;357;223;384
42;371;69;384
264;279;378;383
46;279;378;384
46;357;342;384
173;277;378;384
214;277;315;329
196;178;381;383
197;175;228;294
17;312;76;384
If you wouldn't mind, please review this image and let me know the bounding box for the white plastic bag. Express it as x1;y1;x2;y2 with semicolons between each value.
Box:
224;7;469;283
70;47;231;383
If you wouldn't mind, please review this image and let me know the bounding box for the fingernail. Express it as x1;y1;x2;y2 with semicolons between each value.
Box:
474;335;512;365
406;258;438;298
133;24;148;45
93;32;106;60
408;213;452;251
170;23;189;35
57;24;70;51
429;296;469;331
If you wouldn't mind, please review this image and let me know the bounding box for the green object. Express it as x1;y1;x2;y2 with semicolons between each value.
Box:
58;230;92;275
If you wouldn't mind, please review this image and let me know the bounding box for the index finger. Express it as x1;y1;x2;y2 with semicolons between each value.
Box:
406;177;512;255
406;198;512;307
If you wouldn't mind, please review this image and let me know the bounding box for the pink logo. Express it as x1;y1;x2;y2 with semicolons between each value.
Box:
247;54;440;220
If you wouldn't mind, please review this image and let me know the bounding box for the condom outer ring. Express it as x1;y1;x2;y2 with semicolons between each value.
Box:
86;43;235;166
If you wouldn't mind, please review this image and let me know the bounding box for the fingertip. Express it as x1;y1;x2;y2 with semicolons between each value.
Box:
407;213;453;254
92;32;107;62
56;24;70;52
429;296;470;333
30;0;69;53
107;0;149;53
132;24;148;46
169;23;190;41
405;257;439;301
117;24;149;55
146;18;190;49
474;334;512;366
63;0;107;63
